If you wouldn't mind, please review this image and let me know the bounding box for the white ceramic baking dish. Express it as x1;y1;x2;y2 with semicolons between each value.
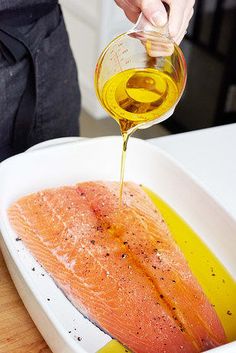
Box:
0;136;235;353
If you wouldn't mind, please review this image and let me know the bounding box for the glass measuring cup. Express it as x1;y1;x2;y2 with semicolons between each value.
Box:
95;13;187;132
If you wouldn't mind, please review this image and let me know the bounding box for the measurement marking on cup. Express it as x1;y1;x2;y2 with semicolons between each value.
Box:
115;52;122;72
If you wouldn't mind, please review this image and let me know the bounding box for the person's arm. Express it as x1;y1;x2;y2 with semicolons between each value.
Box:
114;0;195;44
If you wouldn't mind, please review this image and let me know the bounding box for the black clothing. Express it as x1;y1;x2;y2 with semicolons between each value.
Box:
0;1;81;160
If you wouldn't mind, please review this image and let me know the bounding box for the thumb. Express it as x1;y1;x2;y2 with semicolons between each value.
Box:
141;0;168;27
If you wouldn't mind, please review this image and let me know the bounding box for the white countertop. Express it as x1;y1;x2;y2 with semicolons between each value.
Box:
148;123;236;219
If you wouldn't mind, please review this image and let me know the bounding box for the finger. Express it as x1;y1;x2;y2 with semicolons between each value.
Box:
172;7;194;43
167;0;194;39
147;44;174;57
140;0;168;27
139;36;174;56
140;40;174;56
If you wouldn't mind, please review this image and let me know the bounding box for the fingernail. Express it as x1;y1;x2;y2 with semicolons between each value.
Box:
150;11;167;27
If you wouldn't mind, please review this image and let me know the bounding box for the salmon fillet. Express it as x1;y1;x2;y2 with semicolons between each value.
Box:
8;182;226;353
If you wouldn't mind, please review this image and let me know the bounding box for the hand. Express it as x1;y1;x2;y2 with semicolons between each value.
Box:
115;0;195;44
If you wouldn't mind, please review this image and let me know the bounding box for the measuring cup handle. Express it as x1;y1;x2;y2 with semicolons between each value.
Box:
130;13;170;37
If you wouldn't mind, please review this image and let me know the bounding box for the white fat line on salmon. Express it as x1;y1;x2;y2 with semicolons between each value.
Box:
50;251;77;271
129;208;166;242
39;192;78;246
